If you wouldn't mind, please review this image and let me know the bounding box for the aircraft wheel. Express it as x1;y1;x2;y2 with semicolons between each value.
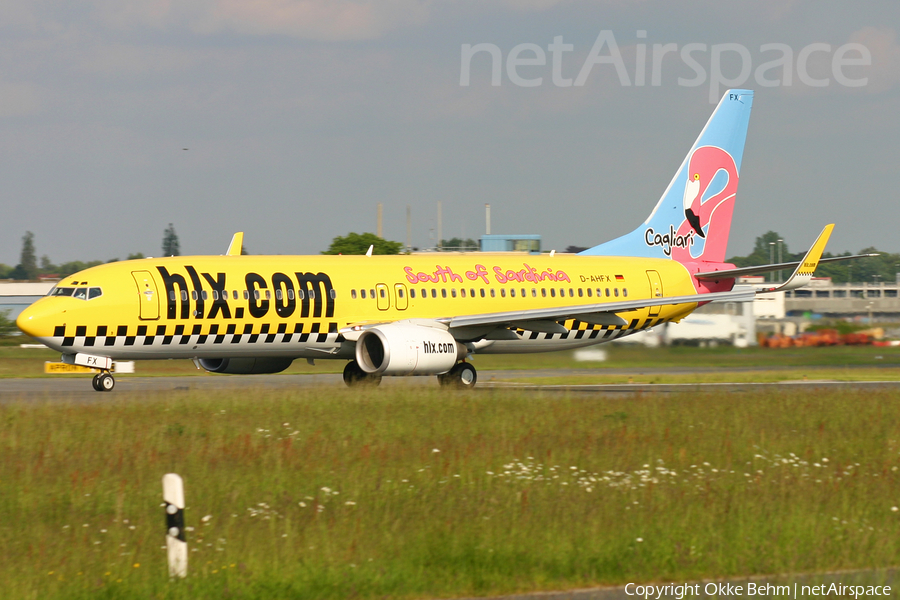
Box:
91;374;102;391
441;363;477;389
98;372;115;392
343;361;381;387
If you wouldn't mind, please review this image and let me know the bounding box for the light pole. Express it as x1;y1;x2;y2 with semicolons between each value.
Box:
769;242;775;282
777;238;783;282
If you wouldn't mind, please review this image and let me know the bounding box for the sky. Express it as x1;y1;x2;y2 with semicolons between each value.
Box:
1;0;899;266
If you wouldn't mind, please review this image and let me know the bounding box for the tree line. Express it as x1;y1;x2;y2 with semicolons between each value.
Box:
3;228;892;284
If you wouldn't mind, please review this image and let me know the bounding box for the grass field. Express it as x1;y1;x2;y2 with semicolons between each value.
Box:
2;386;900;599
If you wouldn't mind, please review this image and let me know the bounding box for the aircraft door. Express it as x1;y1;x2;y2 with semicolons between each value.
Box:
132;270;160;320
375;283;390;311
646;270;663;317
394;284;408;310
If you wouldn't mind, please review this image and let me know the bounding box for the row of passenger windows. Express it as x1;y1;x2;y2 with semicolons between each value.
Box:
167;289;337;302
49;286;103;300
350;287;628;300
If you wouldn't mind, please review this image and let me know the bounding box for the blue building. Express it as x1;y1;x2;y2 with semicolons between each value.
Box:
479;234;541;254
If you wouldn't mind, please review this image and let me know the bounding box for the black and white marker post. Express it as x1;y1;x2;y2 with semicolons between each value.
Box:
162;473;188;578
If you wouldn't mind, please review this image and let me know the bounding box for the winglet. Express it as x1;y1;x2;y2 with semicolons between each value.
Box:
226;232;244;256
759;224;834;293
365;245;373;257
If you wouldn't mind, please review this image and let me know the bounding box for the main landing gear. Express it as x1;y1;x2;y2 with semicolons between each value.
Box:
437;362;477;389
342;361;382;387
91;370;115;392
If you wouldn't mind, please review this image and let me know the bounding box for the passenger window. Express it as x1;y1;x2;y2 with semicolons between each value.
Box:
169;290;175;301
490;289;496;298
309;290;316;299
623;288;628;297
182;290;189;301
254;290;260;300
265;290;271;300
605;288;610;297
410;289;415;298
480;289;485;298
243;290;249;300
89;287;102;300
288;289;295;300
352;289;357;299
360;289;366;299
510;289;515;298
370;289;375;298
569;289;574;297
451;289;457;298
202;290;209;301
532;289;537;297
614;288;619;297
298;290;306;300
550;289;556;297
275;289;282;301
542;288;547;297
330;289;336;299
470;289;475;297
578;288;583;297
587;288;592;297
233;290;239;300
431;289;437;298
191;290;198;301
500;289;506;298
441;289;447;298
212;290;219;301
521;289;526;298
460;289;466;298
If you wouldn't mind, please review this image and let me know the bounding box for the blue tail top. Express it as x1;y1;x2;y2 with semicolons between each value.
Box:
580;89;753;264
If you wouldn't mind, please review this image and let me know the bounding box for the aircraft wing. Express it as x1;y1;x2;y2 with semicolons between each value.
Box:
441;288;756;331
339;288;756;340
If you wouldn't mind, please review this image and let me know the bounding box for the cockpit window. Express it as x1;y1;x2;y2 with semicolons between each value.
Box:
48;286;102;300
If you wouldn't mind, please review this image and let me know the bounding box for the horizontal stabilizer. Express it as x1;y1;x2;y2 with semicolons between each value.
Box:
696;253;878;281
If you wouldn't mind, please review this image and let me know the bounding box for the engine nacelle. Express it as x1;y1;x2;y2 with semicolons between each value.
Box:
197;357;294;375
356;322;466;375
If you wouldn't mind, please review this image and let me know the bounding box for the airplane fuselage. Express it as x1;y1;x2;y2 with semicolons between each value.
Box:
20;253;703;361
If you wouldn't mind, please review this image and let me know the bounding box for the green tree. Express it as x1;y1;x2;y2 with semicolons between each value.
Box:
127;253;145;260
0;309;15;336
162;223;180;256
11;232;38;280
322;233;404;255
440;238;478;251
0;264;11;279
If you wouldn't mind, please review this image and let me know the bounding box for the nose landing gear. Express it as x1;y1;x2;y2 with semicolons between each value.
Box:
91;371;115;392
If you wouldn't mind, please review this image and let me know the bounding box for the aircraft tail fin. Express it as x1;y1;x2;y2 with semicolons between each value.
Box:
580;89;753;264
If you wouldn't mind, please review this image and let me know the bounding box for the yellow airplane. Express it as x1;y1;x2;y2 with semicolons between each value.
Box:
15;90;869;391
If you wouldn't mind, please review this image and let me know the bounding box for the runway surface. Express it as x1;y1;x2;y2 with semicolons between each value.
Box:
3;370;900;401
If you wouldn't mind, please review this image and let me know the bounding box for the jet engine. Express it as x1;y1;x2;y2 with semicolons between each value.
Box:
355;322;466;375
197;357;294;374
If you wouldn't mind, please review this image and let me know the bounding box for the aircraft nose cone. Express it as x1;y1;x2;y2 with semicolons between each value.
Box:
16;300;57;339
